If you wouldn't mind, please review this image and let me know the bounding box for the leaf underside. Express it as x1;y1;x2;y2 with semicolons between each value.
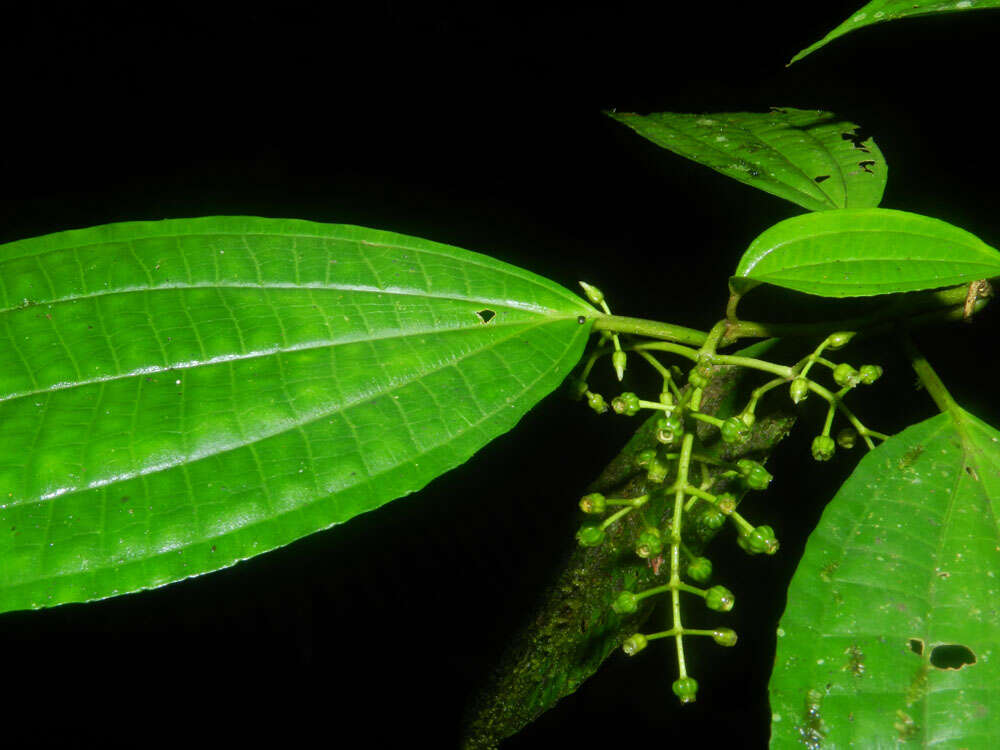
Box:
770;409;1000;747
791;1;1000;64
733;207;1000;298
607;108;886;212
0;216;593;613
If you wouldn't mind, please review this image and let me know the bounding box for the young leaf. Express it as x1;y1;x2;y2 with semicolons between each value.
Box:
790;1;1000;65
607;108;886;212
0;216;595;613
732;207;1000;297
770;408;1000;746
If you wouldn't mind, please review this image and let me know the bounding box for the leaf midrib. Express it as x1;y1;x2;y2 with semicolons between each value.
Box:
7;317;579;510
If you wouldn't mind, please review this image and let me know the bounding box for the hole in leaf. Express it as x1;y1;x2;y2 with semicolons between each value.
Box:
857;160;876;173
930;643;976;670
814;175;830;183
908;638;924;656
475;309;496;324
841;128;871;152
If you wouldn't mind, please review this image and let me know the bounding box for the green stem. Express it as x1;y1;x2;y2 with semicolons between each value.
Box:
631;341;700;362
903;333;959;417
593;314;709;346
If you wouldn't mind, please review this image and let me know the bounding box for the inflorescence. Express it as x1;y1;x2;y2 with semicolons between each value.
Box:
569;283;888;704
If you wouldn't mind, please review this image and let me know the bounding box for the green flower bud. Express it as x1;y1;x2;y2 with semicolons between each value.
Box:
611;391;641;416
579;492;606;514
672;676;699;704
720;416;750;445
716;492;737;516
622;633;648;656
687;556;713;583
656;414;684;445
789;377;810;404
586;391;608;414
826;331;855;350
635;528;663;559
833;363;860;388
811;435;836;462
836;427;857;449
612;591;639;615
646;454;669;484
566;377;588;401
636;448;656;468
688;368;710;389
737;459;772;490
705;585;735;612
612;350;627;381
740;411;756;428
859;364;883;384
711;628;738;647
738;525;779;555
576;525;605;548
702;508;726;529
578;281;604;305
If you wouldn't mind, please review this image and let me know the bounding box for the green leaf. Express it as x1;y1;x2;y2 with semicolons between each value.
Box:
770;408;1000;747
0;216;594;613
791;1;1000;64
607;108;886;212
732;207;1000;297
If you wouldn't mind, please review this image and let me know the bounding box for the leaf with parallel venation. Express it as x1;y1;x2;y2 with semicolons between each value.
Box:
791;1;1000;64
0;216;595;613
607;108;885;212
769;408;1000;747
732;207;1000;297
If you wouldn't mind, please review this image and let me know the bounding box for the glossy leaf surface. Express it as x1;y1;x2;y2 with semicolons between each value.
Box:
607;108;885;212
0;217;594;613
733;208;1000;297
791;0;1000;64
770;409;1000;747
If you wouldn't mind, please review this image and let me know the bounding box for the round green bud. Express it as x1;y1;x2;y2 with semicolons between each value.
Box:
711;627;738;647
578;281;604;305
611;391;641;416
636;448;656;468
688;369;710;389
612;591;639;615
635;528;663;559
859;364;883;385
716;492;737;516
789;377;810;404
826;331;856;350
702;507;726;529
687;556;713;583
833;363;860;388
705;585;735;612
811;435;836;462
739;525;779;555
836;427;857;450
586;391;609;414
622;633;648;656
579;492;606;514
566;377;588;401
672;676;699;704
646;456;669;484
720;416;750;445
737;459;772;490
612;350;627;379
576;525;605;548
656;414;684;445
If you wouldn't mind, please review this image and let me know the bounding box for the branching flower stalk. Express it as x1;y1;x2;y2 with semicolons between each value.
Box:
573;284;893;704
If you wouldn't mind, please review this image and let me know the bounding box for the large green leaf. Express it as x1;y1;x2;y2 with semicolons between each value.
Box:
733;207;1000;297
0;216;595;613
607;108;886;212
770;408;1000;747
791;1;1000;64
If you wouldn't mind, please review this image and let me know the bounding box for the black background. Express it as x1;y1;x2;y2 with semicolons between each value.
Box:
2;3;999;747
